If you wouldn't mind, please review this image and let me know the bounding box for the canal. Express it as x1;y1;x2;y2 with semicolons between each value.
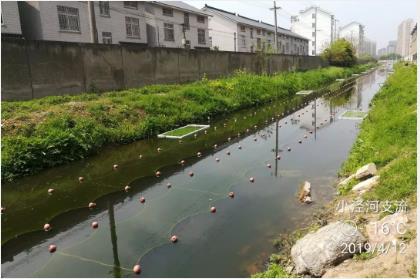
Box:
1;68;385;277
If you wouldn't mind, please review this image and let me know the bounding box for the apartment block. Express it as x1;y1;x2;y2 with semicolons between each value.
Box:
202;4;308;55
291;6;338;56
339;21;364;56
396;18;414;58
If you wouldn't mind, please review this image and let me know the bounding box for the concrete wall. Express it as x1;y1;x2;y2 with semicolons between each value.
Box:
1;38;326;101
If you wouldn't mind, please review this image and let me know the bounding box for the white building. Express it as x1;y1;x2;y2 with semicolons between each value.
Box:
377;47;387;57
291;6;338;56
409;23;417;63
339;21;364;56
396;18;414;58
1;1;23;37
361;38;376;57
18;1;210;49
19;1;96;43
386;40;397;54
202;5;308;55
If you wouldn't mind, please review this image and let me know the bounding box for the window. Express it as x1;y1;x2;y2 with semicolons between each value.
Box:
262;30;265;36
312;32;315;37
197;15;205;23
312;23;315;28
164;23;174;41
312;50;315;55
240;25;246;32
102;32;112;44
256;29;261;35
124;1;138;9
198;28;206;44
250;45;254;53
162;7;173;17
99;2;110;16
257;38;261;49
250;28;253;38
183;13;189;30
312;13;316;19
240;35;246;47
57;5;80;32
125;16;140;38
312;41;315;46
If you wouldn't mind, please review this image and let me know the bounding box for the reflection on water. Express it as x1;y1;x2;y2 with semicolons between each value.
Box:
1;69;386;277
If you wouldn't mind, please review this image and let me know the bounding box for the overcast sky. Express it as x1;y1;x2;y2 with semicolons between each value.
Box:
184;0;417;49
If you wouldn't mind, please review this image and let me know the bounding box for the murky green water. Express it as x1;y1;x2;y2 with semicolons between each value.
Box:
1;69;384;277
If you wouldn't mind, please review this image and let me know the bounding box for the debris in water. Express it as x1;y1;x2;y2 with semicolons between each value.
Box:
210;206;216;213
189;171;194;177
167;182;172;188
249;177;255;183
139;197;146;203
0;207;5;214
276;155;281;160
113;164;119;170
298;140;302;144
197;152;202;157
228;192;235;198
157;147;162;152
124;185;131;192
156;171;161;177
88;202;96;209
287;147;291;151
238;145;242;150
171;235;178;243
215;158;220;162
138;155;143;159
214;144;218;149
267;163;272;168
180;160;185;165
78;176;84;183
48;188;55;194
226;151;231;155
91;221;99;229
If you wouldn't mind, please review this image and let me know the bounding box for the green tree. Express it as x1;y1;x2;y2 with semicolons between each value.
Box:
321;38;357;67
379;53;401;60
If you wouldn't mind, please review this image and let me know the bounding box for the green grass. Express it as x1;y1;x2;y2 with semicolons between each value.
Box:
163;125;202;137
252;264;290;278
1;64;373;181
340;63;416;202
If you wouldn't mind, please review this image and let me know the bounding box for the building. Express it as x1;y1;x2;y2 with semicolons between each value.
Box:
339;21;364;56
202;4;308;55
1;1;23;37
396;18;414;58
291;6;338;56
17;1;210;49
377;47;387;57
386;40;397;54
409;23;417;63
361;38;376;57
19;1;97;43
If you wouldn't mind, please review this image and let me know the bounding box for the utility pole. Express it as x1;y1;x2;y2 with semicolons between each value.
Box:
270;1;281;53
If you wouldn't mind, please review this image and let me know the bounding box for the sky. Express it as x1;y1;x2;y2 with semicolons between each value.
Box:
184;0;417;49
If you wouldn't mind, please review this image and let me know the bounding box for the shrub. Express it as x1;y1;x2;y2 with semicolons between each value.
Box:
321;39;357;67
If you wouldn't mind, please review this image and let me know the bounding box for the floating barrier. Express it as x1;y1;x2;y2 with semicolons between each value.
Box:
171;235;178;243
156;171;161;177
91;221;99;229
48;188;54;194
267;163;272;168
48;244;57;253
188;171;194;177
43;224;51;231
139;197;146;204
133;264;141;274
228;192;235;198
124;185;130;192
210;206;216;213
88;202;96;209
113;164;119;170
78;177;84;183
215;158;220;162
249;177;255;183
167;183;172;188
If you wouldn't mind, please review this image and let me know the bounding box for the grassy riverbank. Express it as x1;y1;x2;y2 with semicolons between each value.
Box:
253;62;416;277
2;64;372;181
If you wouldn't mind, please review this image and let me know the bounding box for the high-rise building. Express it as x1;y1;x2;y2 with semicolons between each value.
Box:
377;48;387;57
396;18;414;58
409;23;417;63
291;6;338;56
338;21;364;56
386;40;397;54
362;38;376;57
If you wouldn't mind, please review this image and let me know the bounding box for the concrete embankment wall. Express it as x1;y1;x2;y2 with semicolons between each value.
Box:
1;38;326;101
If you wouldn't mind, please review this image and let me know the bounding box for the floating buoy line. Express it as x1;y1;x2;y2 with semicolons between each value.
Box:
38;94;330;274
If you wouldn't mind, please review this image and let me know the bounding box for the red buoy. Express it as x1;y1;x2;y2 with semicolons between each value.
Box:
48;244;57;253
113;164;119;170
189;171;194;177
78;176;84;183
156;171;161;177
249;177;255;183
228;192;235;198
197;152;202;157
170;235;178;243
91;221;99;229
124;185;131;192
210;206;216;213
88;202;96;209
167;182;172;188
133;264;141;274
139;197;146;203
48;188;55;194
267;163;272;168
44;223;51;231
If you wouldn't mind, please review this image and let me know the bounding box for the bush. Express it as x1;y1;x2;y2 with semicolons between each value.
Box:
321;39;357;67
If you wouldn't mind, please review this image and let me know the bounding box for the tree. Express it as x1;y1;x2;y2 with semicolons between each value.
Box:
379;53;401;60
321;39;357;67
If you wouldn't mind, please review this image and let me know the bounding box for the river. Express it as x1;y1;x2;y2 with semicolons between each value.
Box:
1;67;385;277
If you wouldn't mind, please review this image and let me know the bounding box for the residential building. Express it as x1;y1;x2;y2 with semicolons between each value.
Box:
409;23;417;63
19;1;93;42
361;38;376;57
339;21;364;56
17;1;210;49
396;18;414;58
202;4;308;55
386;40;397;54
141;1;211;49
377;47;387;57
1;1;22;37
291;6;338;56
